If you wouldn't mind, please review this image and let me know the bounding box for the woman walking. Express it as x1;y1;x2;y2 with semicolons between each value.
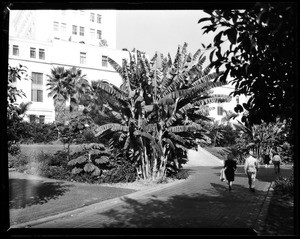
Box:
224;153;237;191
263;147;271;168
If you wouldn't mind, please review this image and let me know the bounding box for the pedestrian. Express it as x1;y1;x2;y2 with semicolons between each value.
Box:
224;153;237;191
244;148;259;192
272;150;281;174
263;147;271;168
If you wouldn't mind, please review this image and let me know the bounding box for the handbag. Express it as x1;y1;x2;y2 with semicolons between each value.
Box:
220;168;226;182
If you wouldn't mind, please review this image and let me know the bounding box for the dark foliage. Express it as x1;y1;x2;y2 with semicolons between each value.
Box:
18;122;58;144
199;3;296;126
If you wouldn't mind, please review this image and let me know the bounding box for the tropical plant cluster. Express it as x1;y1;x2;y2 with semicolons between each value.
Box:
82;43;231;181
230;118;293;164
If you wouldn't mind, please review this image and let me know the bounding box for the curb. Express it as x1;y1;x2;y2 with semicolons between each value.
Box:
10;178;186;228
253;181;274;235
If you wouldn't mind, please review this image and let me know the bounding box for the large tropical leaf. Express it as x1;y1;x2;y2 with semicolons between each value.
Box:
84;163;96;172
95;81;127;101
95;156;109;164
108;57;123;76
94;123;129;137
68;155;87;166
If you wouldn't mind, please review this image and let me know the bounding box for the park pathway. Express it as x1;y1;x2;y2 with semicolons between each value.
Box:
24;165;276;233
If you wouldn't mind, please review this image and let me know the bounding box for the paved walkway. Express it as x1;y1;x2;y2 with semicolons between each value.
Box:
11;165;293;235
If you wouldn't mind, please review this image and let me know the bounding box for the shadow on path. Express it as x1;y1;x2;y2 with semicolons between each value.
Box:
9;178;72;209
96;183;266;232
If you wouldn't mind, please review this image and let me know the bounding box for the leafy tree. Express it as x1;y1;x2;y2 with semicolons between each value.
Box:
7;64;29;155
89;43;231;181
198;3;296;126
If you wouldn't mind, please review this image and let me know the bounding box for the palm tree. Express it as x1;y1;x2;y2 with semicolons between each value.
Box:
46;66;89;123
89;43;231;181
46;67;69;123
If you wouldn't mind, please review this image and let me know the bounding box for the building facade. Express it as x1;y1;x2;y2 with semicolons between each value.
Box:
8;10;132;123
209;84;248;124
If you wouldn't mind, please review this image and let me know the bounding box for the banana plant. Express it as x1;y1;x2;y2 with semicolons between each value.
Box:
90;43;231;181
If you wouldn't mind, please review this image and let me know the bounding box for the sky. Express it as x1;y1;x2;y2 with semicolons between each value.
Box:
116;10;213;59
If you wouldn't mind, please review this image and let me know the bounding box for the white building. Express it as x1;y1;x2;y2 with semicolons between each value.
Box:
209;83;249;124
8;10;133;123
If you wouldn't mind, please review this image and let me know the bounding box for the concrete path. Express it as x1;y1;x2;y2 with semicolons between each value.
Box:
186;146;224;167
14;165;287;235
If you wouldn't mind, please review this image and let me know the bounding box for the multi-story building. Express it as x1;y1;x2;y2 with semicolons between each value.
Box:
9;10;247;125
209;84;248;124
8;10;132;123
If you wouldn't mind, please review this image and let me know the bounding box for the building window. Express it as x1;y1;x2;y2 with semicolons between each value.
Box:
97;30;102;39
53;21;59;31
61;23;67;32
31;72;43;102
13;45;19;56
90;28;95;38
39;49;45;60
217;106;223;116
80;52;86;64
30;47;36;58
31;89;43;102
90;13;95;22
79;26;84;36
72;25;77;35
102;55;108;67
39;115;45;124
97;14;101;23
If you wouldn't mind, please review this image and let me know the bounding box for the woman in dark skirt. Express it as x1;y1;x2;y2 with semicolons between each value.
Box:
224;153;237;191
263;148;271;168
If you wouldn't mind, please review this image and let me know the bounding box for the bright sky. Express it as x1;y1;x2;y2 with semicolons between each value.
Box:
116;10;213;59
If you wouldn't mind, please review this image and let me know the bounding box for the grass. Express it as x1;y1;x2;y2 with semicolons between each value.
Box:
9;171;137;225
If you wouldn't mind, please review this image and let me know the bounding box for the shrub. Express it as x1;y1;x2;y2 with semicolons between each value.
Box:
8;153;29;170
18;122;58;144
100;163;136;183
273;174;294;196
174;169;190;180
8;143;21;156
39;165;72;180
